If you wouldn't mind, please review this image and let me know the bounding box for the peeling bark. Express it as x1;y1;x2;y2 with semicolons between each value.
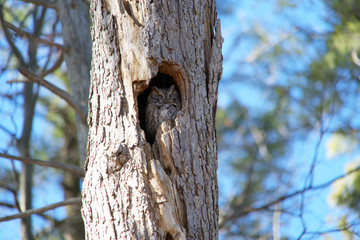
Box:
82;0;223;239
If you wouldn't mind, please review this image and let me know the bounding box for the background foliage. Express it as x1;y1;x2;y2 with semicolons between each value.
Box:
0;0;360;239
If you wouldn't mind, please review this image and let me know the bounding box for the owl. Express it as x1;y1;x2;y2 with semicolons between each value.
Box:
145;85;181;142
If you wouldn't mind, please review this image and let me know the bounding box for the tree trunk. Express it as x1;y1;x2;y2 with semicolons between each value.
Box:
18;7;47;239
82;0;223;239
56;1;91;239
57;0;92;167
18;83;35;240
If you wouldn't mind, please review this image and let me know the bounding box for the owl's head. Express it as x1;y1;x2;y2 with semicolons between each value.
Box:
147;85;181;108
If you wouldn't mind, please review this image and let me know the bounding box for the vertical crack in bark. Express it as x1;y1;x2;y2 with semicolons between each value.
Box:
149;158;186;240
104;187;118;239
84;0;222;239
204;1;215;99
146;121;188;239
122;0;144;27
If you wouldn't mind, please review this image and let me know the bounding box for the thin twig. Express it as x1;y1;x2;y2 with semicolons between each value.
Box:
0;184;19;211
245;29;297;63
18;67;87;124
0;152;85;177
0;197;81;222
9;158;21;210
0;124;16;139
2;21;65;51
237;165;360;217
21;0;56;9
6;79;29;84
0;182;17;194
40;51;64;77
305;225;360;237
0;202;16;209
0;6;26;67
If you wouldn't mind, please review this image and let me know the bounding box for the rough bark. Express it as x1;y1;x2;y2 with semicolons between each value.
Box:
82;0;223;239
57;0;92;167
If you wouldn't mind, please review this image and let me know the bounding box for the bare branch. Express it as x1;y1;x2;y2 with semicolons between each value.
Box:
239;165;360;217
304;225;360;238
0;152;85;177
0;182;17;194
0;174;21;211
2;21;65;51
220;164;360;230
249;124;271;161
0;202;16;209
40;51;64;77
245;29;297;63
20;0;56;9
18;67;87;124
0;197;81;222
9;159;21;211
6;79;29;84
0;124;16;139
36;212;57;223
0;6;26;67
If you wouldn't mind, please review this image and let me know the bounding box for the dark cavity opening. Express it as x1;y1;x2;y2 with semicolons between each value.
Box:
138;73;178;144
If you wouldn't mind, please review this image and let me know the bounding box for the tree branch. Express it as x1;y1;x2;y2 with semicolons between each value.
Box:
0;6;26;67
2;21;65;51
0;124;16;139
0;153;85;177
20;0;57;9
0;202;16;209
3;21;64;51
0;182;17;194
0;197;81;222
0;179;21;211
245;29;297;63
239;165;360;217
40;51;64;77
220;165;360;229
18;67;87;124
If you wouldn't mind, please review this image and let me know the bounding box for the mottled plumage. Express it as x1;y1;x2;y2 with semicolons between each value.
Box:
145;85;181;142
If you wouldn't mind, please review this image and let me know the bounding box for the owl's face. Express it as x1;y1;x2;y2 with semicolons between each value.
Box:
147;85;181;117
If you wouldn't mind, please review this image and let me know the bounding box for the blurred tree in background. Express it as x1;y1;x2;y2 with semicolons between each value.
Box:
1;0;360;239
217;0;360;239
0;0;88;239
